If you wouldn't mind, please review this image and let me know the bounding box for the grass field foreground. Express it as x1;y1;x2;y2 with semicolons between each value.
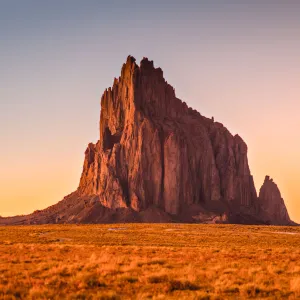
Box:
0;224;300;299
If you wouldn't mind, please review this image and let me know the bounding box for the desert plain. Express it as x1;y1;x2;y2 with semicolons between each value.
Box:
0;224;300;299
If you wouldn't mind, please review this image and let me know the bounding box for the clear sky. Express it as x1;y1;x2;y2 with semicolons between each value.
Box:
1;1;299;222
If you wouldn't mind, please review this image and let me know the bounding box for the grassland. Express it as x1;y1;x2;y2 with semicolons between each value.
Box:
0;224;300;299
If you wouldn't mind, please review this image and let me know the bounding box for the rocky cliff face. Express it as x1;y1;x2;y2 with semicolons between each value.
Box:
0;56;294;225
78;56;259;218
259;176;291;225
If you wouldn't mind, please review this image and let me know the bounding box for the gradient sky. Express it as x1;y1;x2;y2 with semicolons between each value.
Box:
1;1;299;222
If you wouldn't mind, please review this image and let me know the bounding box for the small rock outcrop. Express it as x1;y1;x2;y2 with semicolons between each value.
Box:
0;56;295;225
258;176;291;225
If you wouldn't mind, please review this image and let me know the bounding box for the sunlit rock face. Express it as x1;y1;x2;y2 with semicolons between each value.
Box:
0;56;294;225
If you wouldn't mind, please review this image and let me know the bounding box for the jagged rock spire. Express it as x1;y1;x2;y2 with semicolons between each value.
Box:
78;56;262;219
0;56;293;225
259;176;291;225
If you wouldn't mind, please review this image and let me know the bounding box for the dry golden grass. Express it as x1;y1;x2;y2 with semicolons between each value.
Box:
0;224;300;299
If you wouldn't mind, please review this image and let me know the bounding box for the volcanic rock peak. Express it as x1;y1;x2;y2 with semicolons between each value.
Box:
77;55;290;224
79;56;257;215
0;55;294;225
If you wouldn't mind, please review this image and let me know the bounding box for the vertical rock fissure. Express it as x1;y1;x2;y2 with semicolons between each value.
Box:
159;127;165;210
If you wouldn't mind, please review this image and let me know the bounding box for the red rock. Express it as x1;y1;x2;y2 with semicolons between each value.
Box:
77;56;264;220
0;56;294;225
258;176;291;225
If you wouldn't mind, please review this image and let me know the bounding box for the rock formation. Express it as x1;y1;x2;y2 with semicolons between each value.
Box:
78;56;259;214
258;176;291;225
0;56;295;225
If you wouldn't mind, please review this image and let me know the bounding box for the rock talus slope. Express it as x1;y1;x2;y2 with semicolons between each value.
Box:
0;56;294;225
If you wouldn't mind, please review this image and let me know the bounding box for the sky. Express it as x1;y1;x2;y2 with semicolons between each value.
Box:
0;0;299;222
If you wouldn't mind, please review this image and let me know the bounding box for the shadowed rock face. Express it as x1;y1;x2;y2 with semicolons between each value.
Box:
259;176;291;225
0;56;295;225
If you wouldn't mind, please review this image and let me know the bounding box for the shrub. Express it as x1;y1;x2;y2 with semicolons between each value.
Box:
168;280;199;292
